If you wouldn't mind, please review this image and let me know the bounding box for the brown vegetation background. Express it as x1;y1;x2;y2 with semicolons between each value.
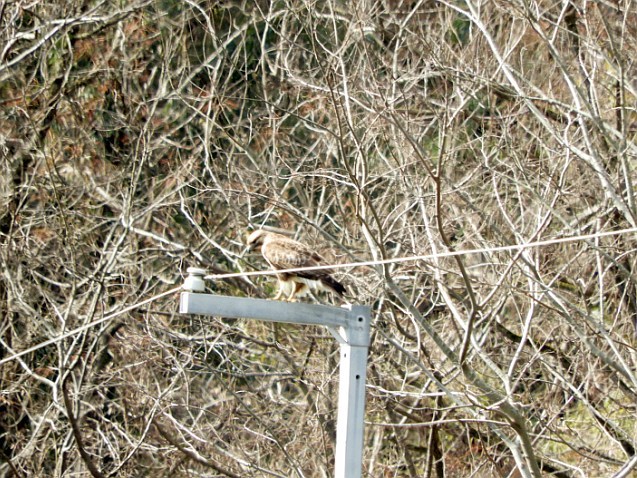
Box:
2;0;637;476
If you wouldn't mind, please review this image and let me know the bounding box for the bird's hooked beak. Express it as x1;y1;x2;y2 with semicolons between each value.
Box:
245;236;259;254
246;230;264;252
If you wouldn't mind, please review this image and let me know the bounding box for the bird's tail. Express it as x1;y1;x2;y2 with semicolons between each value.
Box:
321;276;346;296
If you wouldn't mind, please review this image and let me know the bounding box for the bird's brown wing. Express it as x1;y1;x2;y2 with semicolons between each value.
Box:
262;236;345;295
262;236;323;275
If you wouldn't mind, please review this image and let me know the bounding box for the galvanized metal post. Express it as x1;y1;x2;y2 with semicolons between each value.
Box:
334;306;370;478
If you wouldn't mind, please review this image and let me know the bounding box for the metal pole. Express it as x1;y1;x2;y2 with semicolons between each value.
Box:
334;343;366;477
180;269;371;477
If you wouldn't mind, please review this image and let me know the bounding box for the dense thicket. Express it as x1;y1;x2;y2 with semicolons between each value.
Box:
2;0;637;476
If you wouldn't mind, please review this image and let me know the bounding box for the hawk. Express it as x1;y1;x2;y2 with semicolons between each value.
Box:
246;230;346;301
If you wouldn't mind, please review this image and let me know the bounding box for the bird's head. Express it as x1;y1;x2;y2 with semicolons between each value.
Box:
246;229;268;251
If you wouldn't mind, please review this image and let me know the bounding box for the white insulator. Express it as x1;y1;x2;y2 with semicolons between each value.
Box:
183;267;207;292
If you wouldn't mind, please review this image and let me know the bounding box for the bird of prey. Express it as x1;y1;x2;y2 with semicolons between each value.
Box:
246;230;346;301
